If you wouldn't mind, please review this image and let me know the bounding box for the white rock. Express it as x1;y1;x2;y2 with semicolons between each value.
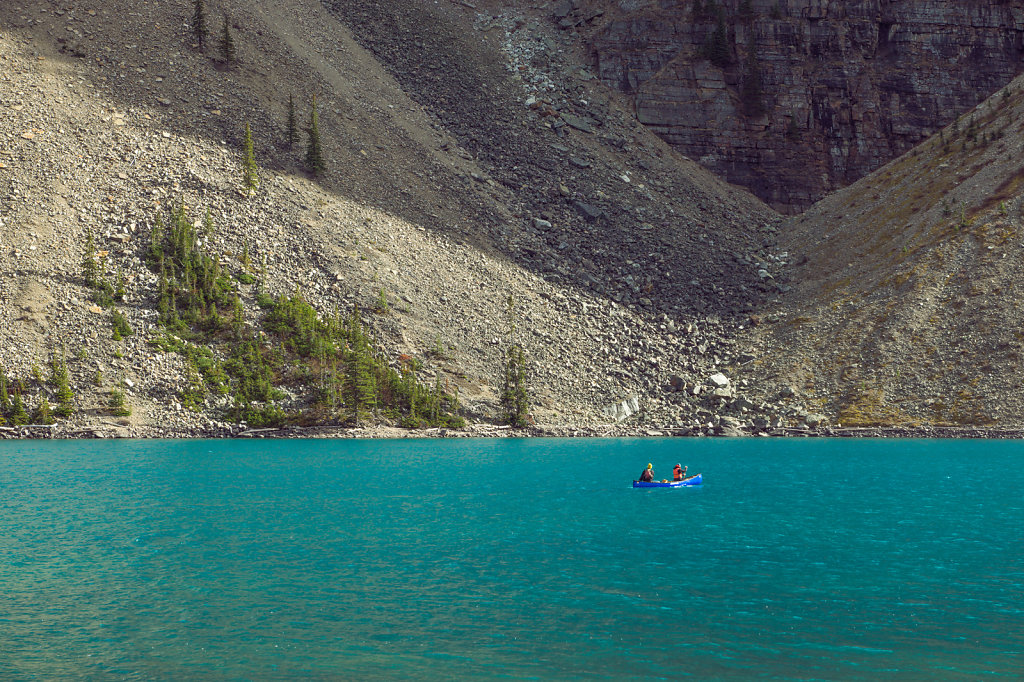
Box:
708;372;730;388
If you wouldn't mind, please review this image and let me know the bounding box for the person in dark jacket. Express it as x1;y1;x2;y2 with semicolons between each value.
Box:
639;463;654;482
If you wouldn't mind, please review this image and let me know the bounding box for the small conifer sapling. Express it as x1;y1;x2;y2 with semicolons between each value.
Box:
109;389;132;417
220;16;236;66
50;350;75;418
286;94;299;146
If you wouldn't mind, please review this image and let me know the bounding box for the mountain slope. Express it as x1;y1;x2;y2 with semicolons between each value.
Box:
0;0;782;435
747;77;1024;427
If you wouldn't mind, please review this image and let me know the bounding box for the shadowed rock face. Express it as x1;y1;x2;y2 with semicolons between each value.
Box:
587;0;1024;212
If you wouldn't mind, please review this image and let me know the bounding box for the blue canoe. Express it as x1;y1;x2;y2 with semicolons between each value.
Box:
633;474;702;488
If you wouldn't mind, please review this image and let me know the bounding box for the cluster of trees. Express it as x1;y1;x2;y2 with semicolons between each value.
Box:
237;93;326;190
235;96;325;204
190;0;326;183
144;204;464;429
191;0;234;66
261;294;463;428
147;204;242;336
0;354;75;427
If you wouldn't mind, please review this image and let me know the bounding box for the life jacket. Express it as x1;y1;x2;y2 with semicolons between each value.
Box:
673;466;683;480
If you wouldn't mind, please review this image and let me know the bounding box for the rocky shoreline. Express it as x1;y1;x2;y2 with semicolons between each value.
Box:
5;422;1023;441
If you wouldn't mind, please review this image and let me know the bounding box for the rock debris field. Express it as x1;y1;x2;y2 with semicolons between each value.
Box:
0;0;884;438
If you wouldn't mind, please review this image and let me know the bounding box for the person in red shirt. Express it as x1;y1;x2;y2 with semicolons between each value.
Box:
673;464;687;481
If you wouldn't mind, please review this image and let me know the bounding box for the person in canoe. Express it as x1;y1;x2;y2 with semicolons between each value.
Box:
639;463;654;482
673;464;688;481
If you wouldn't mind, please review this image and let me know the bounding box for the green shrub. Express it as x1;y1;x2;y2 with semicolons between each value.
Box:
108;389;131;417
111;310;133;339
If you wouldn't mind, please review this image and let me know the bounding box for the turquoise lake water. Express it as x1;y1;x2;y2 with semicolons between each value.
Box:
1;437;1022;680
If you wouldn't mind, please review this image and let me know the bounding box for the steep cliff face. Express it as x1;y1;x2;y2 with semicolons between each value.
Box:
585;0;1024;211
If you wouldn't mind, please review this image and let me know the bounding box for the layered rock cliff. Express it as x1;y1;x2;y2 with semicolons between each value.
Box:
583;0;1024;211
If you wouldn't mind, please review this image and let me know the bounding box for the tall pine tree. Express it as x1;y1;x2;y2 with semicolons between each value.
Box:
498;295;530;427
32;396;54;425
192;0;207;50
9;392;29;426
220;16;236;66
241;121;259;196
345;311;376;424
0;370;9;425
500;342;530;427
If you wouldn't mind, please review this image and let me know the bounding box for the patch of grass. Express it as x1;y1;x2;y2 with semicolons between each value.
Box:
836;386;910;427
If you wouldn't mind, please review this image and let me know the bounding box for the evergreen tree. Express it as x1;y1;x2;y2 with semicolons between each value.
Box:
32;396;54;425
114;268;127;302
147;213;165;265
231;294;245;339
220;16;236;66
10;392;29;426
49;350;69;389
500;342;530;427
202;207;215;239
305;94;326;175
498;295;530;427
345;312;376;424
0;371;9;425
241;121;259;196
286;94;299;146
50;350;75;419
192;0;207;50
